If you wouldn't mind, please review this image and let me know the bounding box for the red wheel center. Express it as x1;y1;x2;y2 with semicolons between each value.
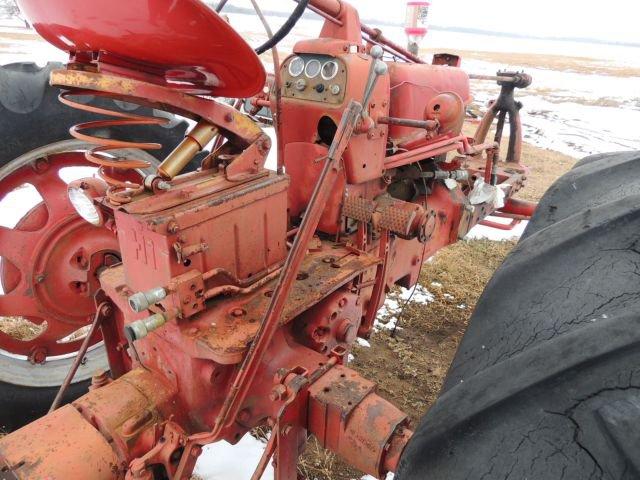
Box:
0;151;127;359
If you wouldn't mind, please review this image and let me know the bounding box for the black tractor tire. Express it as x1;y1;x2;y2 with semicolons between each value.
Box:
522;150;640;239
398;151;640;479
0;61;191;432
0;61;191;165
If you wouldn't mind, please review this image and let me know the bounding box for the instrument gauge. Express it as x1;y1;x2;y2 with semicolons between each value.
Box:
321;60;339;81
304;59;322;79
288;56;305;77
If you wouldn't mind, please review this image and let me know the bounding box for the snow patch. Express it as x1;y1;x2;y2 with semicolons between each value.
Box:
193;434;273;480
375;285;435;332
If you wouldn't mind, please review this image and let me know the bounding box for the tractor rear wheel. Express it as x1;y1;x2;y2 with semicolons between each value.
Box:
397;150;640;479
0;61;190;432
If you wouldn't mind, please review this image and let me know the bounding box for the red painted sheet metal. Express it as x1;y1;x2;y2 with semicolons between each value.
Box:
16;0;266;98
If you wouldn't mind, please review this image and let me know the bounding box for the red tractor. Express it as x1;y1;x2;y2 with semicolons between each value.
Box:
1;1;636;479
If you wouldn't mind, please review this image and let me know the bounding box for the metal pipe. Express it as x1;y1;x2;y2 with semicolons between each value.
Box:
204;268;282;300
304;2;343;25
469;73;517;84
385;136;465;169
49;302;110;412
378;116;439;130
250;0;286;175
203;261;285;288
501;198;537;218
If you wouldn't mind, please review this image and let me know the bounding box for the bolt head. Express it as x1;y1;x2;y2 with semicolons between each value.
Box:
269;384;288;402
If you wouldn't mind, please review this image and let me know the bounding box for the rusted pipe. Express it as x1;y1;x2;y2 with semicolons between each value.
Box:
385;136;464;169
204;269;282;299
378;116;439;130
49;302;110;412
203;261;284;287
469;73;518;83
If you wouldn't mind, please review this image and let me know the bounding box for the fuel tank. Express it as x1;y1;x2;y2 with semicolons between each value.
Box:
387;63;471;141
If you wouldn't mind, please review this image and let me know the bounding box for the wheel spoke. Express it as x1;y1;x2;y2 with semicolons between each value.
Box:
0;226;38;272
0;292;44;319
29;172;75;221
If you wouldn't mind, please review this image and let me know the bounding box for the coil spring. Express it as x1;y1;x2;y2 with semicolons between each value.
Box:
59;89;168;204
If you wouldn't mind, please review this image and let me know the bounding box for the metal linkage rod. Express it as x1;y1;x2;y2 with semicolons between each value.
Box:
49;302;111;412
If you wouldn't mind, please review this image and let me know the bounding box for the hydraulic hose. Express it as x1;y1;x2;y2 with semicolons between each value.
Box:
254;0;310;55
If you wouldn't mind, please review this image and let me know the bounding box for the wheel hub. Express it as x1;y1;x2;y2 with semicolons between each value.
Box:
0;150;119;360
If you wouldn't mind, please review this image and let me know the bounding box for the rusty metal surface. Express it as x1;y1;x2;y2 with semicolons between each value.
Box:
308;365;413;478
0;405;120;480
50;69;264;147
0;1;535;478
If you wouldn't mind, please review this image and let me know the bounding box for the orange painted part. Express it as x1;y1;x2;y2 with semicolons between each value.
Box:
49;69;265;148
0;405;120;480
0;1;533;478
114;171;289;293
387;62;471;144
308;365;412;478
73;369;179;462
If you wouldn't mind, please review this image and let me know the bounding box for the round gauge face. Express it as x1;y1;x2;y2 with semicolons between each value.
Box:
321;60;339;81
304;59;322;79
288;56;305;77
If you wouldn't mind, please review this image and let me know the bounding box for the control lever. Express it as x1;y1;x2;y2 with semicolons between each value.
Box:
361;45;388;121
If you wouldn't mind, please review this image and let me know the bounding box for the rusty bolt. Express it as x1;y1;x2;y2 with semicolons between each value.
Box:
90;369;111;390
338;298;348;308
274;367;289;383
32;157;50;173
167;221;179;234
35;274;46;284
237;409;252;423
100;304;113;317
337;320;357;344
231;308;246;318
29;346;47;365
224;113;233;122
269;384;288;402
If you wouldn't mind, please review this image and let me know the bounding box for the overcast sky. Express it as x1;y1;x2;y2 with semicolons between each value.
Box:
244;0;636;44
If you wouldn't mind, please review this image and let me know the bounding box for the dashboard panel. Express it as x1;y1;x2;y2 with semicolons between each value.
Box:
281;54;347;105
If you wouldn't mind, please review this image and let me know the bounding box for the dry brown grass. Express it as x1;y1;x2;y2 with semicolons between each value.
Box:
423;47;640;78
0;30;39;42
299;130;575;478
0;316;44;341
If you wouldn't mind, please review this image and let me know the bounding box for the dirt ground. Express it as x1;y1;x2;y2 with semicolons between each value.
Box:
0;136;575;471
298;138;575;479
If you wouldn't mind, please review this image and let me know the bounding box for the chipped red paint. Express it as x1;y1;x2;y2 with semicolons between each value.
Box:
0;0;533;479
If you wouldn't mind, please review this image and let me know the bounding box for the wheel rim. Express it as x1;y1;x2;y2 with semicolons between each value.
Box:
0;140;155;387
